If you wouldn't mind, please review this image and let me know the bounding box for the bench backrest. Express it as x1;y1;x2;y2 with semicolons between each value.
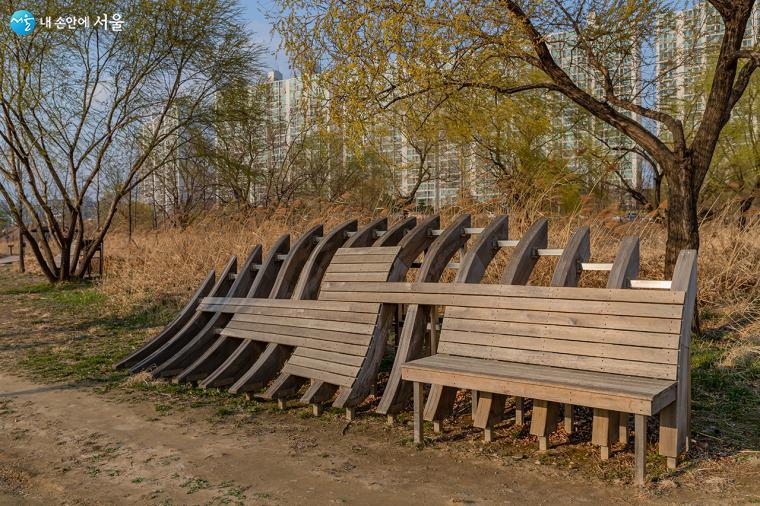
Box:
320;246;403;285
320;282;689;381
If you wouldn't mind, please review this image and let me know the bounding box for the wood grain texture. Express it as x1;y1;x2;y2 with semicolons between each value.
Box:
376;214;472;415
128;256;238;374
114;269;216;370
151;246;263;379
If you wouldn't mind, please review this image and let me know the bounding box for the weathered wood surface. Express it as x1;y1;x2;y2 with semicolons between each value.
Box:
262;216;439;408
376;214;472;415
127;255;239;374
424;215;510;425
401;247;697;484
196;234;291;388
228;221;357;393
151;245;264;378
113;269;217;370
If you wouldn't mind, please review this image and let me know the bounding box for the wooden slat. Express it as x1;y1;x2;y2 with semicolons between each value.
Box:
333;246;401;255
439;329;679;364
200;297;380;314
322;272;389;283
220;328;367;356
402;363;673;415
320;281;686;304
442;307;681;333
230;313;375;334
436;342;677;380
441;317;680;348
293;347;365;367
222;321;371;347
288;355;360;377
330;254;399;264
325;263;396;273
427;354;673;390
199;304;378;324
282;363;355;387
631;280;673;289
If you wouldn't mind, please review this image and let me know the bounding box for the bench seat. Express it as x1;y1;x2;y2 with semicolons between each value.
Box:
402;354;677;416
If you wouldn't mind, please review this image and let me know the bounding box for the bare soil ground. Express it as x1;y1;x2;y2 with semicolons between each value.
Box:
0;266;757;505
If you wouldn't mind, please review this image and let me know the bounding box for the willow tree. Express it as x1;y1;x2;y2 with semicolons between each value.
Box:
0;0;258;281
276;0;760;273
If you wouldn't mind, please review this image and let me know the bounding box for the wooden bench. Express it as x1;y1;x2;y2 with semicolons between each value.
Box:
324;249;697;484
196;216;439;417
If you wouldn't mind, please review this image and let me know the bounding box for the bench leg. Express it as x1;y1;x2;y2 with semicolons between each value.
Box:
514;397;524;425
345;408;356;422
433;421;442;433
564;404;574;434
471;390;479;420
619;412;629;444
311;404;322;416
592;408;620;460
473;392;506;441
658;400;680;469
635;414;647;486
530;400;559;451
277;398;286;410
413;382;424;445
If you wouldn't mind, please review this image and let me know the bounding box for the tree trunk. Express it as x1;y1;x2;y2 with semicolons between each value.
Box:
664;159;701;276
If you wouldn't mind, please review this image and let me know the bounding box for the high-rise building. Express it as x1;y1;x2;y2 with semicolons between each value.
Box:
656;3;760;114
548;27;645;195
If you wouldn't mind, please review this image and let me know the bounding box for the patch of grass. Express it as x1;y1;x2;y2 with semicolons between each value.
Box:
690;336;760;450
180;477;210;495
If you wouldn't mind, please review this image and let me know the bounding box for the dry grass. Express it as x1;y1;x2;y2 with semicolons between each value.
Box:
98;202;759;317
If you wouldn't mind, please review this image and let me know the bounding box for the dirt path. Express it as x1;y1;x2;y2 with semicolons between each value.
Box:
0;268;756;504
0;373;640;506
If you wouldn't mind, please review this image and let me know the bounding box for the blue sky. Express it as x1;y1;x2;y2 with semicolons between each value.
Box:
240;0;290;76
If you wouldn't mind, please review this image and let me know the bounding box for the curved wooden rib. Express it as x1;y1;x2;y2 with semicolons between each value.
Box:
529;226;591;443
375;214;472;415
228;221;356;394
592;236;640;457
113;270;216;370
128;256;239;374
151;246;264;378
423;215;509;423
501;218;548;284
181;234;292;386
344;217;387;248
293;215;433;408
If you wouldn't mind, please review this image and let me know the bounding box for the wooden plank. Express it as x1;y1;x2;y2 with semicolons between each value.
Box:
222;322;371;347
320;281;687;304
333;246;402;255
230;313;375;335
322;272;390;283
441;317;680;348
401;365;673;415
282;363;355;387
373;216;418;248
200;297;379;314
288;355;360;378
201;304;378;324
443;297;683;319
425;353;676;392
630;280;672;289
330;253;399;264
436;342;677;380
635;414;647;485
294;347;365;367
501;218;547;285
438;329;679;364
441;307;681;334
325;262;396;273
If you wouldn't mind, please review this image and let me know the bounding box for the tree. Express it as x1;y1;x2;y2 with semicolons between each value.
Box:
0;0;258;281
276;0;760;274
